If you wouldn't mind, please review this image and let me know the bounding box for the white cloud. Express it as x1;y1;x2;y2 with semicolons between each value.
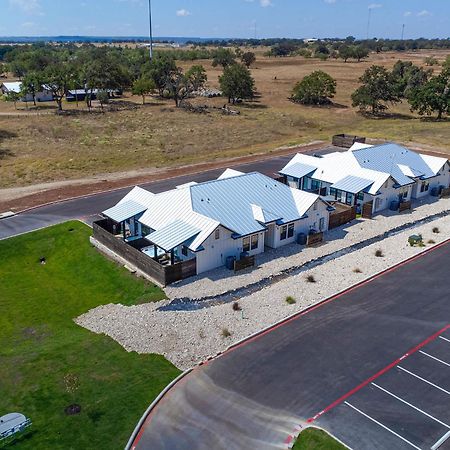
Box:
176;9;191;17
417;10;431;17
260;0;273;7
324;0;336;4
404;11;412;17
368;3;382;9
9;0;43;15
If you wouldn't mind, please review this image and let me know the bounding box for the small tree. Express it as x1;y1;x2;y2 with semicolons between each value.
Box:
241;52;256;68
21;71;44;106
184;65;207;92
43;60;77;112
212;48;236;69
338;45;354;62
164;66;206;107
408;68;450;120
219;63;255;104
132;77;156;104
424;56;439;66
96;90;109;112
6;91;20;109
351;65;400;114
292;70;336;105
353;45;369;62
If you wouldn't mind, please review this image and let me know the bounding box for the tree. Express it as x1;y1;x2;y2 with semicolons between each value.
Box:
241;51;256;68
351;65;400;114
219;63;255;104
212;48;236;69
184;65;207;91
424;56;439;66
43;58;77;112
132;76;156;104
338;45;354;62
353;45;369;62
96;90;110;111
145;54;177;96
391;60;430;99
21;71;45;106
291;70;337;105
408;68;450;120
443;55;450;70
0;62;7;78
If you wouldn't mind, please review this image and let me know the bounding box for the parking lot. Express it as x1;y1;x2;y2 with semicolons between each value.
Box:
318;327;450;450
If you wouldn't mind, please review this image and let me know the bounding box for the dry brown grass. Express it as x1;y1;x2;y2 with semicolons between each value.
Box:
0;49;449;189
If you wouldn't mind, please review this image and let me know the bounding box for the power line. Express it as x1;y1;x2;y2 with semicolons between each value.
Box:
148;0;153;61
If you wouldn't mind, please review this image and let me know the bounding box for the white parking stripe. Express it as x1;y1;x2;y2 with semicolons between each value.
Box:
372;383;450;429
431;430;450;450
344;401;422;450
397;366;450;396
419;351;450;367
439;336;450;344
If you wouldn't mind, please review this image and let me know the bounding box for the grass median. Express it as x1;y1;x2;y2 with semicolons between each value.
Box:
0;221;180;449
293;427;346;449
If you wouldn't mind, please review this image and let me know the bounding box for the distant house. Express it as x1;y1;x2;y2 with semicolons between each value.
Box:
0;81;53;102
280;142;450;216
66;88;122;102
96;170;331;282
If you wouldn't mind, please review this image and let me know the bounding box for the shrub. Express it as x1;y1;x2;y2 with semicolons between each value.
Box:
306;275;316;283
353;268;362;273
222;328;231;338
232;302;241;311
428;239;436;244
375;249;384;257
286;296;296;305
432;227;440;234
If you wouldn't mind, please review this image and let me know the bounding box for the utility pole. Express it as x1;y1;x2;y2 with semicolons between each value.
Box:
366;7;372;40
401;23;405;40
148;0;153;61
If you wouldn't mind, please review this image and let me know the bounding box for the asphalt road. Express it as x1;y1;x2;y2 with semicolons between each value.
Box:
132;240;450;450
0;146;336;240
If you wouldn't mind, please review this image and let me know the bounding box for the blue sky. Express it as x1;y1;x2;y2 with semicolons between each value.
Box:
2;0;449;39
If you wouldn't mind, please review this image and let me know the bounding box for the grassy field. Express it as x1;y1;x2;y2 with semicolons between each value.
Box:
0;49;449;189
0;221;180;450
293;428;346;450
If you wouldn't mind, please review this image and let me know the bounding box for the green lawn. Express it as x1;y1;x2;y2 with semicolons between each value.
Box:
0;221;180;449
293;428;346;450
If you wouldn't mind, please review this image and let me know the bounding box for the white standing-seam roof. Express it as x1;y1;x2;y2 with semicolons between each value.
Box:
331;175;374;194
280;162;317;180
281;142;448;195
146;220;201;251
103;170;323;252
217;168;245;179
103;200;147;223
1;82;22;93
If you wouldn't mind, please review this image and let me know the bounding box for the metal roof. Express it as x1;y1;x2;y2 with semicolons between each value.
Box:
1;82;22;93
191;172;319;236
146;220;201;252
351;143;444;186
279;162;316;180
331;175;374;194
103;200;147;223
251;204;282;224
217;168;244;180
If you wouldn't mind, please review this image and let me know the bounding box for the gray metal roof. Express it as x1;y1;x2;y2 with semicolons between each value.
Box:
331;175;374;194
279;162;316;179
351;143;435;186
146;220;201;252
103;200;147;223
191;172;318;237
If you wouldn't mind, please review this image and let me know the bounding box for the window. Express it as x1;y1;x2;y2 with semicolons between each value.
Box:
357;192;365;201
251;234;259;250
346;192;354;205
313;202;318;211
141;225;151;236
311;179;321;191
182;246;188;257
243;237;250;252
288;223;295;238
329;188;337;199
420;181;429;193
215;228;220;240
280;225;287;241
319;217;325;231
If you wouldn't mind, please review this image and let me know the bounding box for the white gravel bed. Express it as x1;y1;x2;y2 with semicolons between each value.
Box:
76;215;449;370
164;197;450;300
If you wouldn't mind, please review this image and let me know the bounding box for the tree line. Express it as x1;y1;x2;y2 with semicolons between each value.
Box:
291;58;450;119
1;45;257;111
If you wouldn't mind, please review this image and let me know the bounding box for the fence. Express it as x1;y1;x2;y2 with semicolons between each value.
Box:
92;219;197;286
362;201;373;219
399;201;412;213
332;134;366;148
329;206;357;229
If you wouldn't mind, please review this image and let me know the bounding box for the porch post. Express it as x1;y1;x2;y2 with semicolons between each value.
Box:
153;245;158;261
170;250;175;265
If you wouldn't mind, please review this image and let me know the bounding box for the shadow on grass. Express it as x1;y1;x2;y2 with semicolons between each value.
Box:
0;130;17;159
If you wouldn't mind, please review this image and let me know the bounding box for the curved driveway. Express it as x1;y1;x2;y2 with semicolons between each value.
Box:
131;241;450;450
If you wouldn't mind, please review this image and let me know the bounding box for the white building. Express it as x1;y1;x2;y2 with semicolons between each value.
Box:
0;81;54;102
280;143;450;215
102;170;331;276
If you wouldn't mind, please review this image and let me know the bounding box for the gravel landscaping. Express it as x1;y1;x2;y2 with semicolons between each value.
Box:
164;197;450;301
76;213;449;370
